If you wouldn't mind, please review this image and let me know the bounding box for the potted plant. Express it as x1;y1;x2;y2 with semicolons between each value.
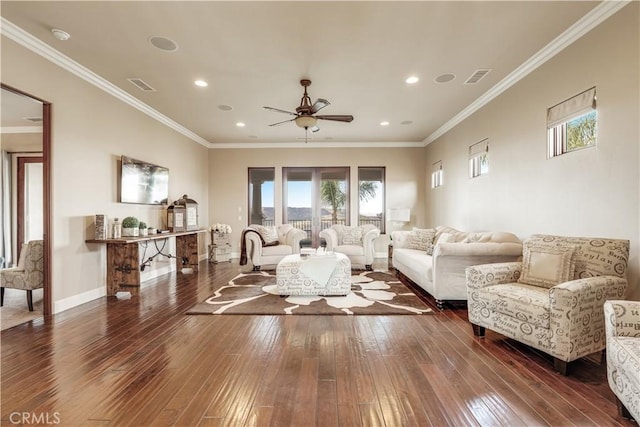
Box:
122;216;139;237
139;221;148;236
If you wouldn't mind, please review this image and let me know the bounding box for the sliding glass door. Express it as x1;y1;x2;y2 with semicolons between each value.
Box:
283;167;349;247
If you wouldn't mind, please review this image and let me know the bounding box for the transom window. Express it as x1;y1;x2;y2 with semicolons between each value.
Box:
547;87;597;158
469;139;489;178
431;161;443;188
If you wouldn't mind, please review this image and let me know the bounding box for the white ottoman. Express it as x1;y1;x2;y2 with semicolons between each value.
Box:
276;253;351;296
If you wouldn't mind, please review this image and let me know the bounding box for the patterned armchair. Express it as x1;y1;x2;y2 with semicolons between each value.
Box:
466;234;629;375
240;224;307;271
604;300;640;422
319;224;380;270
0;240;45;311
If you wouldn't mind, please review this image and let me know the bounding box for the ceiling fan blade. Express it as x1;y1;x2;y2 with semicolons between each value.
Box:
268;118;296;127
310;98;330;114
310;126;320;133
263;106;297;116
315;115;354;123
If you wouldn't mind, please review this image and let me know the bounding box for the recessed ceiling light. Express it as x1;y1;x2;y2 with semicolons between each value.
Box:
194;80;208;87
51;28;70;41
218;105;233;111
236;122;246;127
400;120;413;125
405;76;419;84
434;73;456;84
380;121;390;126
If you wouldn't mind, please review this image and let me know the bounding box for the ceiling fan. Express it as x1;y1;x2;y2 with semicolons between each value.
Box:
263;79;354;139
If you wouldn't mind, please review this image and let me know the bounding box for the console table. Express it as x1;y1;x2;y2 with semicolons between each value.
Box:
86;229;206;296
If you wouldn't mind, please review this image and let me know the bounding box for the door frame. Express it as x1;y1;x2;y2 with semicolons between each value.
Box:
2;83;52;317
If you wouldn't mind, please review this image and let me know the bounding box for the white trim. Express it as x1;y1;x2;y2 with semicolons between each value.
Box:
1;17;211;148
0;126;43;134
53;286;105;314
423;0;630;146
209;140;424;149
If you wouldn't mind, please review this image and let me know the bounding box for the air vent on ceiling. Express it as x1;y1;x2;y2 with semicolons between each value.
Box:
23;117;43;122
464;69;491;85
127;78;157;92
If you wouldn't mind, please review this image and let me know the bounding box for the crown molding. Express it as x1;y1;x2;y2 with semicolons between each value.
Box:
422;0;631;146
207;140;425;149
1;17;211;148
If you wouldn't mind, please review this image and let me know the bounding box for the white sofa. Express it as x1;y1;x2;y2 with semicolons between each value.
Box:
320;224;380;270
391;226;522;309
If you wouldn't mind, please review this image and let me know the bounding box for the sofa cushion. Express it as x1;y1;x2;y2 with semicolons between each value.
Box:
478;283;551;329
334;245;365;256
262;244;294;256
519;241;576;288
408;228;436;254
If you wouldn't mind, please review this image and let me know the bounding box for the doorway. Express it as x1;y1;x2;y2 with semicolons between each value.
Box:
282;167;349;247
1;84;52;323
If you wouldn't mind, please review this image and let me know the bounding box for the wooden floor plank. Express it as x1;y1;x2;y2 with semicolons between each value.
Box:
1;260;634;427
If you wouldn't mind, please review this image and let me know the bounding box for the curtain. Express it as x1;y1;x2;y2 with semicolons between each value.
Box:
547;87;596;128
0;150;12;267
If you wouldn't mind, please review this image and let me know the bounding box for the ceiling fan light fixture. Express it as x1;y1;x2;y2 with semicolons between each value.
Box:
295;116;317;128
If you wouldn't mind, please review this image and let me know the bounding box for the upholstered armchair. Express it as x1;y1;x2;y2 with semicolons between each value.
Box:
1;240;45;311
240;224;306;271
466;234;629;375
319;224;380;270
604;300;640;422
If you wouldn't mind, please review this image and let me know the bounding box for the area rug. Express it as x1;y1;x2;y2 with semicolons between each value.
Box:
187;270;433;315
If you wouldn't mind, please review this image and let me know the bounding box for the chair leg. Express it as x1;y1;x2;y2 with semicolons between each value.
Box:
616;397;634;420
252;266;261;272
471;323;485;337
553;358;568;375
27;289;34;311
365;264;372;271
1;287;4;307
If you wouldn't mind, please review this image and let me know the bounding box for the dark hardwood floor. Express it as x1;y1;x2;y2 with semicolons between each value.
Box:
1;259;633;426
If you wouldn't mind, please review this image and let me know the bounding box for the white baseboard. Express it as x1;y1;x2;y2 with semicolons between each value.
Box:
53;286;106;314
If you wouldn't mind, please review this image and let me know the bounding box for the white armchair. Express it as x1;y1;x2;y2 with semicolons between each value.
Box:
604;300;640;422
240;224;307;271
319;224;380;270
466;234;629;375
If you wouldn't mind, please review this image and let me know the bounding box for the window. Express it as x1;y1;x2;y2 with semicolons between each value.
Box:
358;167;385;233
469;139;489;178
547;87;596;158
431;161;443;188
248;168;275;226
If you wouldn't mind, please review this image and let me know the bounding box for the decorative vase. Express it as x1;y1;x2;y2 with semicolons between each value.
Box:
122;227;139;237
140;228;148;236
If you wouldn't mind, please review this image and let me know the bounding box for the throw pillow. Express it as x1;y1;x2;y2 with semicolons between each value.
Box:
408;228;436;254
341;226;363;245
518;241;577;288
253;225;279;246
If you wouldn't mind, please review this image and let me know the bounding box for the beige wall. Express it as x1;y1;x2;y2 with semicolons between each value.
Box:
2;38;210;312
424;5;639;299
1;132;43;152
208;147;426;255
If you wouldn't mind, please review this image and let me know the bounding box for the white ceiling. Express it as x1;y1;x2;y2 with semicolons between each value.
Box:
1;1;611;147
